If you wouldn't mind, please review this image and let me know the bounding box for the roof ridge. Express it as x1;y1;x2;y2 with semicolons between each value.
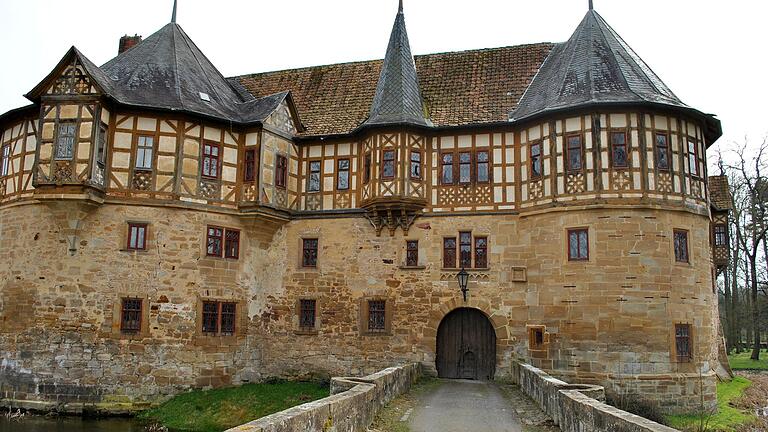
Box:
229;42;556;80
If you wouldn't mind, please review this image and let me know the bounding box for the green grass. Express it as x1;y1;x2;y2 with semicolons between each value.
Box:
728;349;768;370
665;376;757;431
138;380;329;432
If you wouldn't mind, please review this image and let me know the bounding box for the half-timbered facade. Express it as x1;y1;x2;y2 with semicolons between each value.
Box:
0;2;728;414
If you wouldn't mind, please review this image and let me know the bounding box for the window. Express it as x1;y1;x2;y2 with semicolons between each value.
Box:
127;223;147;251
406;240;419;267
202;301;237;336
476;151;489;183
443;237;456;268
459;231;472;268
307;161;321;192
120;298;142;334
302;238;318;267
474;236;488;268
337;158;350;190
96;124;107;167
655;133;670;171
566;134;583;172
0;144;9;177
459;152;471;184
714;224;727;247
55;121;76;160
530;142;542;178
244;149;256;182
674;229;689;263
675;323;692;362
224;229;240;259
299;299;316;329
135;135;154;170
206;227;239;259
275;154;287;188
441;153;454;184
410;151;421;180
363;152;372;184
206;226;223;257
202;141;220;179
529;327;544;350
688;140;698;177
368;300;386;332
611;131;628;168
568;228;589;261
382;150;396;179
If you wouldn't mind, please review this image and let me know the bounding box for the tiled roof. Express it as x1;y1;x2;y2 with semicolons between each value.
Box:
709;175;731;210
234;43;553;136
364;5;429;127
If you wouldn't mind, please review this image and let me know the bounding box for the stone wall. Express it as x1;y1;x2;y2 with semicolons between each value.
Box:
225;363;420;432
512;361;680;432
0;198;718;413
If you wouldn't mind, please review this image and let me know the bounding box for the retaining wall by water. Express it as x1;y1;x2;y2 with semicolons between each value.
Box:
512;361;679;432
225;363;420;432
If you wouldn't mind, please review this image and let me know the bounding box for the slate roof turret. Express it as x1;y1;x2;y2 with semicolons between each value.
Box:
364;1;430;128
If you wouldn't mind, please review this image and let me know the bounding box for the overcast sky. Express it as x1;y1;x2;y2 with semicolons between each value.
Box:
1;0;766;161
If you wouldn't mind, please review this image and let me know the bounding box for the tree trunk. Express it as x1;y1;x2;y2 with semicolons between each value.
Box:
750;258;761;360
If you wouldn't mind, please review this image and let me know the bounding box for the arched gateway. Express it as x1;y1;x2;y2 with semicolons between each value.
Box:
436;308;496;380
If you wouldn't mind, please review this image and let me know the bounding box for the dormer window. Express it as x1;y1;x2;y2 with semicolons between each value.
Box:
199;92;211;102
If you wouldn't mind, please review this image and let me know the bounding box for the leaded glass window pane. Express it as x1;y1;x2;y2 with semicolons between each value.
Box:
135;136;154;170
303;238;318;267
442;153;454;184
567;135;582;171
55;122;76;160
410;151;421;179
337;159;350;190
308;161;321;192
459;152;471;183
382;150;395;179
476;151;489;182
655;133;669;170
674;230;689;263
459;231;472;268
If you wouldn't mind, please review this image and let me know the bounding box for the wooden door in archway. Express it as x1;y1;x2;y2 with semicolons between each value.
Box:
436;308;496;380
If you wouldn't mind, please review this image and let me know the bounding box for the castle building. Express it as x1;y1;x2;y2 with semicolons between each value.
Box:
0;1;730;414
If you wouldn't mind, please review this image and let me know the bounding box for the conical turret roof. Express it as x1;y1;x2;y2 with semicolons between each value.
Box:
512;9;688;121
364;2;429;127
100;22;248;121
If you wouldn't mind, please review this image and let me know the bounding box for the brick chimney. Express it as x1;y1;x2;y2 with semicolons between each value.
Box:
118;34;142;55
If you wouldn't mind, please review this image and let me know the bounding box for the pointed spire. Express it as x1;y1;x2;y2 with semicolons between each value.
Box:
588;0;593;10
364;1;429;127
171;0;178;23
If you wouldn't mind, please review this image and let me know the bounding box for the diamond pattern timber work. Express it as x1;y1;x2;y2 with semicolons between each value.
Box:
611;171;632;191
437;186;493;206
51;162;73;183
0;179;6;197
566;173;586;194
657;172;673;193
306;194;322;211
52;60;93;95
690;181;702;199
530;180;544;200
199;180;220;200
274;188;287;207
132;171;152;191
243;183;257;202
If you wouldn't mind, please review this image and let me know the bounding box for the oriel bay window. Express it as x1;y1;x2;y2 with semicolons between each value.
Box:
363;152;372;184
655;133;670;171
275;154;287;188
530;141;542;178
135;135;154;170
206;226;240;259
120;298;142;334
567;228;589;261
202;141;220;179
337;158;350;190
713;224;727;247
611;131;628;168
566;134;583;172
382;150;396;179
127;223;147;251
55;121;76;161
202;300;237;336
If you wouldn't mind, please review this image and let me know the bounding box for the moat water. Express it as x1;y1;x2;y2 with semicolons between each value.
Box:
0;417;148;432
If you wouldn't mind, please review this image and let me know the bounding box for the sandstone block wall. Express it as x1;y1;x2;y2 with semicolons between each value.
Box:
513;361;680;432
